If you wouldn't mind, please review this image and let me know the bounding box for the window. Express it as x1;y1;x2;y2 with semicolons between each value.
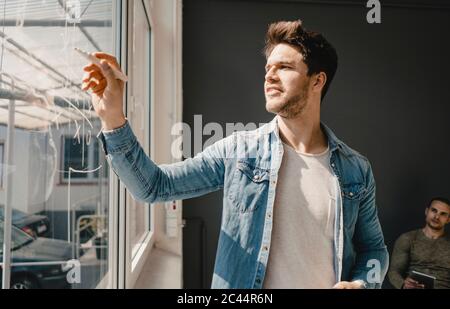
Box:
0;0;116;289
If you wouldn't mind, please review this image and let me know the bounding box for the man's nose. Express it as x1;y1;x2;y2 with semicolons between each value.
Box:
265;67;279;82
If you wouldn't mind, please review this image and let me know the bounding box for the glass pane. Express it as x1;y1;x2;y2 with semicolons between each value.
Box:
127;0;151;259
63;136;101;180
0;0;114;289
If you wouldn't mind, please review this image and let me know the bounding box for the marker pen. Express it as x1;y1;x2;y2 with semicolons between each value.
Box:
75;48;128;82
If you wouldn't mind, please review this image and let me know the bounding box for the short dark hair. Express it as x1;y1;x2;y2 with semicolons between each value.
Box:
264;20;338;101
428;197;450;208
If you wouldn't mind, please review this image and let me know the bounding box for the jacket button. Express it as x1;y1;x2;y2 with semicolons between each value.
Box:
253;175;260;181
263;246;268;251
331;163;335;167
349;192;354;197
255;278;261;284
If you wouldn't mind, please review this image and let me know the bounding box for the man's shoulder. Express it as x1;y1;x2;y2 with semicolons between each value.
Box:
335;140;374;182
212;123;271;159
337;140;370;164
321;123;372;172
232;121;272;137
442;233;450;242
228;122;273;146
397;229;421;243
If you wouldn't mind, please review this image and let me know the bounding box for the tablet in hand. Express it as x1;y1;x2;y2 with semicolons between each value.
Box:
410;270;436;289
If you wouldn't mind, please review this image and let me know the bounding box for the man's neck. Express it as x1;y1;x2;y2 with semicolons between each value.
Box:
277;113;327;154
422;226;445;239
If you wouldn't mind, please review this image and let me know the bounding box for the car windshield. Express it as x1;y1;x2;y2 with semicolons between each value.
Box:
0;220;35;254
0;205;29;221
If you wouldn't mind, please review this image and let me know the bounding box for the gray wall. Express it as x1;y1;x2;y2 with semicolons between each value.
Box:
182;0;450;288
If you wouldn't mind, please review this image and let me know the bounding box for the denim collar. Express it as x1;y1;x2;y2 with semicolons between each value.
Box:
263;116;345;154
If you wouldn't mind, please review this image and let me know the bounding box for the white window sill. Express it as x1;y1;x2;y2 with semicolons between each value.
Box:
133;247;182;289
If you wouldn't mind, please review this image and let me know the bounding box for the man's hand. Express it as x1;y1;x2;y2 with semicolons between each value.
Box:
82;52;126;130
402;277;425;289
333;281;365;289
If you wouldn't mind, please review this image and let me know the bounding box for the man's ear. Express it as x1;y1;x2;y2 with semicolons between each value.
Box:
312;72;327;94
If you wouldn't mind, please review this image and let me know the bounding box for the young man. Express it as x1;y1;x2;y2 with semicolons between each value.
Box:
388;197;450;289
82;20;388;289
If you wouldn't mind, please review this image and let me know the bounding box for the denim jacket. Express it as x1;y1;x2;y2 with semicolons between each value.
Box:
99;116;389;289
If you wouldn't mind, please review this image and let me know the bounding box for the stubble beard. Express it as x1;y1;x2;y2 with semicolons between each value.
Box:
266;82;310;119
426;220;443;231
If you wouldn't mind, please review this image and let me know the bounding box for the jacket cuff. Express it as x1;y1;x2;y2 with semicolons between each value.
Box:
97;120;137;155
352;279;368;289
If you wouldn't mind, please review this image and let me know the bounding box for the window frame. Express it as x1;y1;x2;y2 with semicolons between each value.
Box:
119;0;156;289
0;141;4;188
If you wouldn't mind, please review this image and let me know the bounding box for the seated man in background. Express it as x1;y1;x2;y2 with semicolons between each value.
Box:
388;197;450;289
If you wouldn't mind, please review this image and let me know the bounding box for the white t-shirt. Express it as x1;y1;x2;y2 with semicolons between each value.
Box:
263;142;337;289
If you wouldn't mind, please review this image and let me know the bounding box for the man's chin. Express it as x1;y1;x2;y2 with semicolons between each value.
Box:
265;101;283;114
427;222;443;230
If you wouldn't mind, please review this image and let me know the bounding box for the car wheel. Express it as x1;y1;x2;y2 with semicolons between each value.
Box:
11;276;39;289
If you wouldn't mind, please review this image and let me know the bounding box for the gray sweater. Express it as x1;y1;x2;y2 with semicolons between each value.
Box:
388;229;450;289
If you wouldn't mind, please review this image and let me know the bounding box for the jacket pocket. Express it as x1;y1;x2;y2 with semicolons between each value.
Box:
341;182;366;229
228;160;270;213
